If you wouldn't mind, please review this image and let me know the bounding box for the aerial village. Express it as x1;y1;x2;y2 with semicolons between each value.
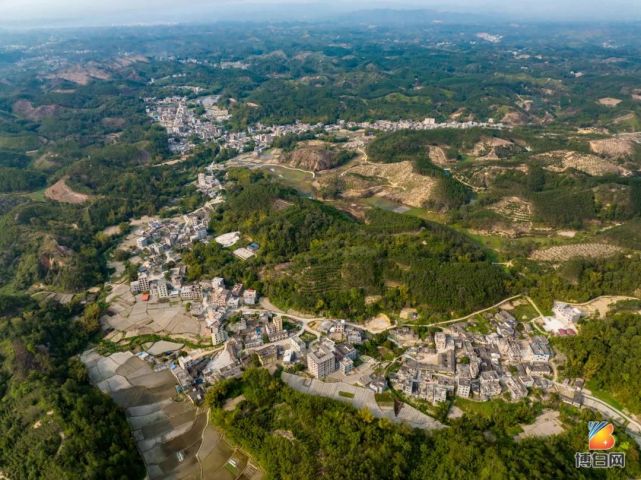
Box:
120;191;586;407
144;94;505;155
75;86;609;479
113;97;587;409
389;301;583;406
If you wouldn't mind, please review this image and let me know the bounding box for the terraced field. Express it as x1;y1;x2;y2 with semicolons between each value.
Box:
530;243;623;262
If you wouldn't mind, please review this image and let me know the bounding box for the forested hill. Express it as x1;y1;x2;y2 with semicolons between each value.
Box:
0;295;145;478
184;170;508;320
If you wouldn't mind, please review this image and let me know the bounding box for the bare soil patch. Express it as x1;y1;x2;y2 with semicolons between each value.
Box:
449;108;470;121
48;65;111;85
45;177;91;204
516;410;564;440
281;141;349;172
102;225;122;237
613;113;636;125
460;164;527;190
530;243;623;262
589;138;635;158
428;145;451;166
500;110;527;126
570;295;638;318
598;97;622;107
339;161;436;208
489;196;533;225
12;100;62;121
223;395;246;412
364;314;392;334
536;150;626;177
472;136;517;160
112;55;148;69
34;152;60;170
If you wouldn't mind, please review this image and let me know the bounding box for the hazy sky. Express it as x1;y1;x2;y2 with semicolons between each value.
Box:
1;0;640;26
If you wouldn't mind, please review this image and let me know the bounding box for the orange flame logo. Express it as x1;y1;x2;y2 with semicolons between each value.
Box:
588;422;616;450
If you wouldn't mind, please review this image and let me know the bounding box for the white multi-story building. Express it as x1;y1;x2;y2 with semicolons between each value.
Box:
243;289;257;305
307;345;336;379
180;285;202;301
138;273;150;292
339;357;354;375
156;281;169;299
211;322;228;346
457;378;471;398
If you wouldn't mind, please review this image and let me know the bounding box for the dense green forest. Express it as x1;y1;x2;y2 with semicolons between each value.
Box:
0;295;144;479
516;254;641;310
0;167;46;192
556;313;641;414
209;368;641;480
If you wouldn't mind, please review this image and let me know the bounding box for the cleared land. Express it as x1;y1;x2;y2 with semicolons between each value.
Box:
338;160;436;208
47;65;111;85
103;283;208;342
515;410;564;440
589;138;635;158
530;243;623;262
472;136;517;161
536;150;626;177
569;295;639;318
81;349;205;479
428;145;452;166
598;97;623;107
363;313;393;333
489;196;533;231
45;177;91;204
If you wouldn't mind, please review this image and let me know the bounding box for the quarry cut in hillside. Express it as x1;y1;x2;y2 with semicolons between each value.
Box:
281;141;352;172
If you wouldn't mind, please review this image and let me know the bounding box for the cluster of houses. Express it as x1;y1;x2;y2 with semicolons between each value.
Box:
196;170;225;203
390;309;555;405
198;277;258;344
128;212;213;301
146;90;506;158
129;162;225;284
315;319;363;346
341;117;505;132
145;96;223;153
